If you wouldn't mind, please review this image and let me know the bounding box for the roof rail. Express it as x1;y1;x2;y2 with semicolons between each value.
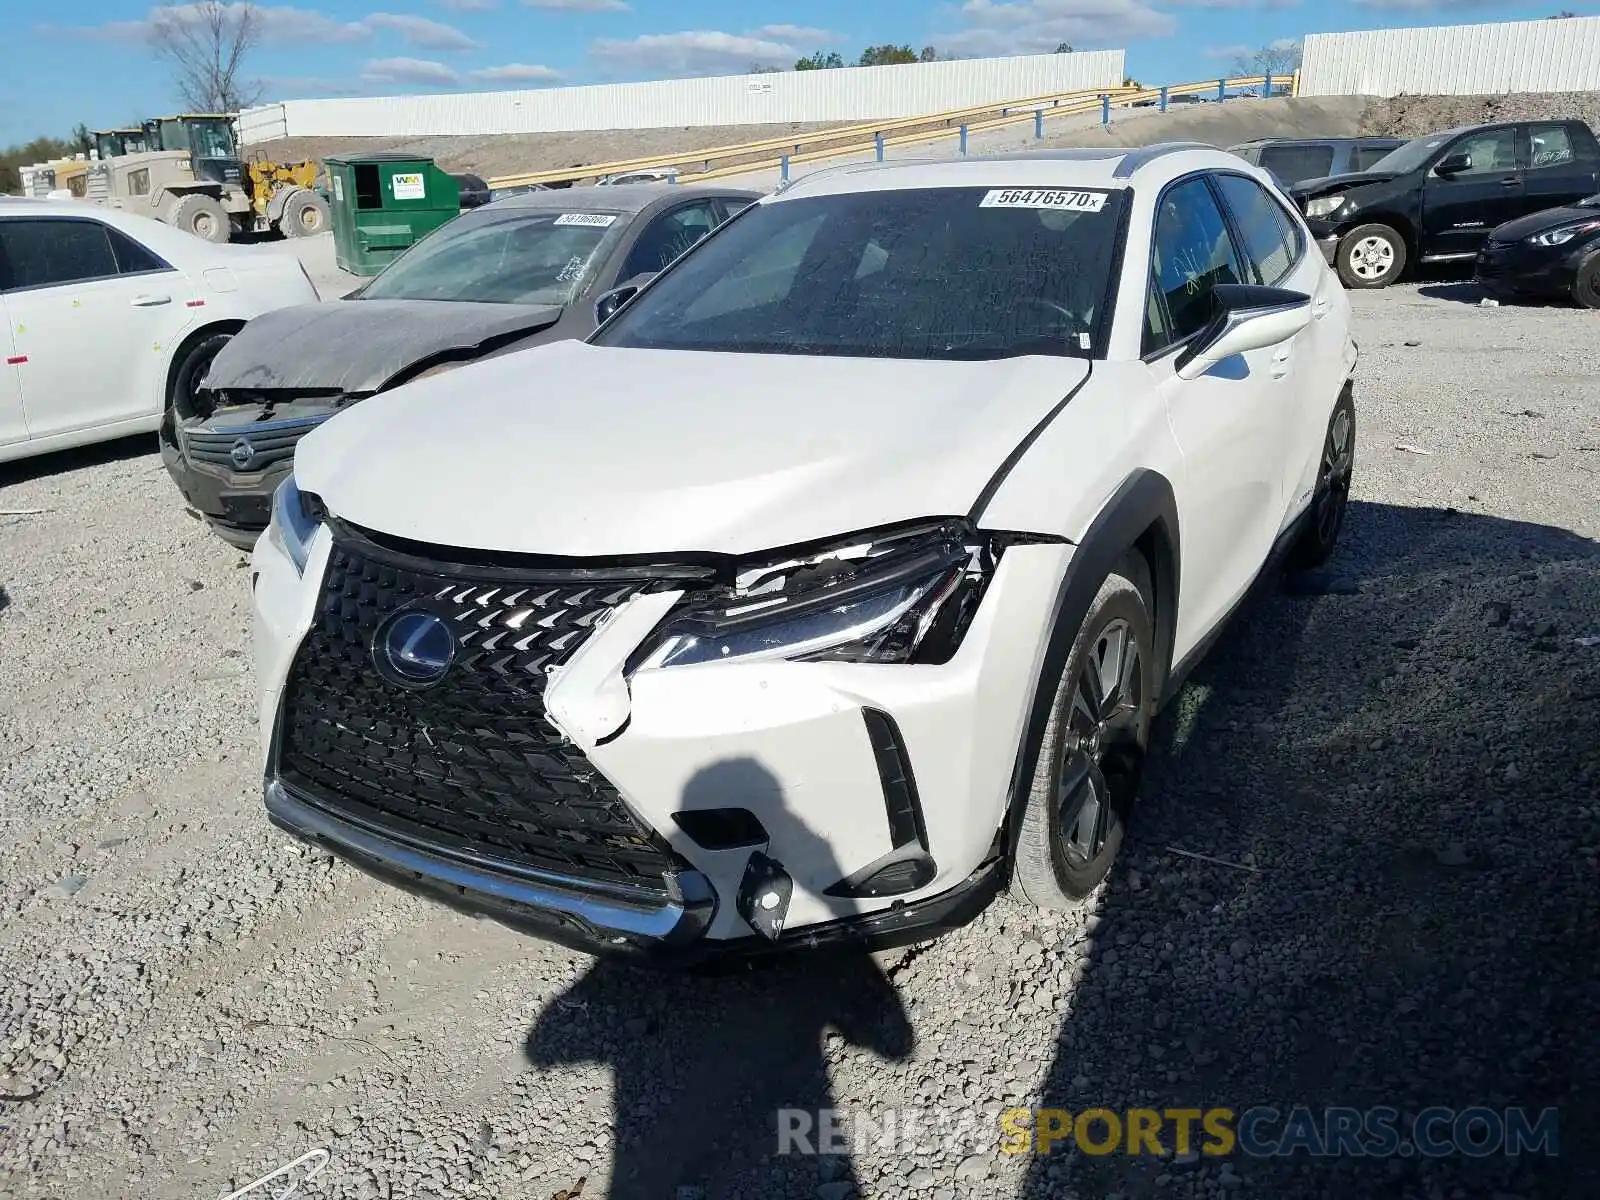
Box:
1112;141;1220;179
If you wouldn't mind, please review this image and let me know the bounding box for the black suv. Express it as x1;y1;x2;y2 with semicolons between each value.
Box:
1291;119;1600;288
1228;137;1405;189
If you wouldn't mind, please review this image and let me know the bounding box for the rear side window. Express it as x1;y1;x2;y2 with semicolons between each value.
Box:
1146;177;1248;353
0;218;119;290
1215;174;1303;286
1527;124;1576;171
1257;144;1335;186
107;227;170;275
1350;145;1396;172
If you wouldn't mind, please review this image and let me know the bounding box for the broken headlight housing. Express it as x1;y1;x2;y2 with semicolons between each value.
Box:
1304;194;1346;220
267;475;324;575
632;521;999;670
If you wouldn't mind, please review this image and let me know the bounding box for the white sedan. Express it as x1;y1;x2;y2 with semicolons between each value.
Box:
0;198;317;466
254;147;1357;963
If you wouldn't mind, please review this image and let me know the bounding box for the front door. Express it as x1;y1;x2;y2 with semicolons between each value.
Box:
1420;127;1524;259
1520;123;1600;216
1144;175;1290;656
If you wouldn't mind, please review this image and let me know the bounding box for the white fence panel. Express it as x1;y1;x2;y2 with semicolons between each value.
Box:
237;51;1126;142
236;103;289;143
1300;16;1600;97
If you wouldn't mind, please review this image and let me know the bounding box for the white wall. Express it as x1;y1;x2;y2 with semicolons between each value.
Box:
237;51;1127;143
1300;16;1600;97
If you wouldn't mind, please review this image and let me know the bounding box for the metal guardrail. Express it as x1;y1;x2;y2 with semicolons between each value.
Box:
484;70;1299;192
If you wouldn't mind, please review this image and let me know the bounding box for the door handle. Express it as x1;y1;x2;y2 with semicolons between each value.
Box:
1499;177;1520;187
130;293;172;306
1313;295;1331;319
1270;347;1292;378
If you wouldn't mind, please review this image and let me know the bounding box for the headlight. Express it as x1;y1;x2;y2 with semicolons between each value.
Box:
631;522;998;671
266;475;323;574
1529;220;1600;247
1305;194;1345;220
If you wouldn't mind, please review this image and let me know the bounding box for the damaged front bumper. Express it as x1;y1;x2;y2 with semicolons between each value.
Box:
251;518;1072;962
162;407;336;546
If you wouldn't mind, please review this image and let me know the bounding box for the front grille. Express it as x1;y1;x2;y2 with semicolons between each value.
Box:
182;415;327;473
276;527;684;895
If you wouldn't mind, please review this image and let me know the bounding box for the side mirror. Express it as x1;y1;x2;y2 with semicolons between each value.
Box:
1175;284;1312;381
593;272;656;325
1434;152;1472;177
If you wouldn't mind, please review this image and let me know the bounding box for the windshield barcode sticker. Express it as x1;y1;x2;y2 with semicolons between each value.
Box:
554;213;618;227
980;188;1108;213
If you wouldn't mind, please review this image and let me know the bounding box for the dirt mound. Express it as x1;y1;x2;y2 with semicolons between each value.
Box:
1359;91;1600;136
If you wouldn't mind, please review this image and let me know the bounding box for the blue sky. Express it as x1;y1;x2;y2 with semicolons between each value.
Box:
4;0;1593;144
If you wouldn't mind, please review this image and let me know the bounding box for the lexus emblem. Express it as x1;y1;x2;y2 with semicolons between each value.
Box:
374;611;456;688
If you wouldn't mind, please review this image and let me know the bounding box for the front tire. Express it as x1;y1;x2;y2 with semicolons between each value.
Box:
168;194;231;244
1335;223;1406;288
1572;251;1600;310
1011;556;1155;909
280;189;330;239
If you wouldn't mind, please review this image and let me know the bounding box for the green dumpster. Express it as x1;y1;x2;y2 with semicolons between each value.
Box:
325;153;461;276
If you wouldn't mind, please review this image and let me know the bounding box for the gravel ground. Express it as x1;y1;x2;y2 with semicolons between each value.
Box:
1;282;1597;1200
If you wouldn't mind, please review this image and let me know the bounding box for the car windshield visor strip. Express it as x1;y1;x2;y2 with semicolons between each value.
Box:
271;523;696;898
627;521;998;673
593;187;1128;361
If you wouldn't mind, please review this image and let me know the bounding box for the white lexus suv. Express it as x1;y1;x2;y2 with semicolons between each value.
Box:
251;146;1357;963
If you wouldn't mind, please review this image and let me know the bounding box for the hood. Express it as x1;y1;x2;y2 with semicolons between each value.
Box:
204;299;565;396
1291;170;1399;200
293;339;1091;557
1488;201;1600;244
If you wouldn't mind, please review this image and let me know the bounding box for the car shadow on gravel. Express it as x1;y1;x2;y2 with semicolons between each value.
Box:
0;432;156;487
524;759;916;1199
1022;500;1600;1199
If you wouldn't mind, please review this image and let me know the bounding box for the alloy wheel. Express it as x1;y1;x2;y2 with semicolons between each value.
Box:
1348;236;1395;282
1315;404;1355;545
1057;618;1144;868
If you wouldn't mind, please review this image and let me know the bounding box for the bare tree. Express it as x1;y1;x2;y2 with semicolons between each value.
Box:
149;2;263;113
1232;40;1303;78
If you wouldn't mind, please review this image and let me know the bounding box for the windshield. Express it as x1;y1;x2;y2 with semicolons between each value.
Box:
358;210;622;305
187;120;236;159
1365;133;1451;176
594;186;1127;360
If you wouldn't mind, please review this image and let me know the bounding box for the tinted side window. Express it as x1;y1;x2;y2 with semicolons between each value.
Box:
1446;129;1517;176
1350;145;1396;172
1258;144;1335;186
623;200;721;278
1215;174;1301;286
1527;124;1576;171
1;219;119;290
107;227;170;275
1149;177;1248;349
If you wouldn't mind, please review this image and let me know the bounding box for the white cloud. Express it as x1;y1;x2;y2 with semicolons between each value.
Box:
366;12;479;50
938;0;1176;56
591;29;802;75
360;56;462;86
47;4;478;53
524;0;630;11
1171;0;1298;7
468;62;563;82
749;24;836;43
1204;42;1254;59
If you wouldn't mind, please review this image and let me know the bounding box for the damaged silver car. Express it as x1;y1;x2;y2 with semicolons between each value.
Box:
161;183;757;546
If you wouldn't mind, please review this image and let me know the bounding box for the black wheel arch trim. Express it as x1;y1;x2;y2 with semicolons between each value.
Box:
996;467;1180;866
